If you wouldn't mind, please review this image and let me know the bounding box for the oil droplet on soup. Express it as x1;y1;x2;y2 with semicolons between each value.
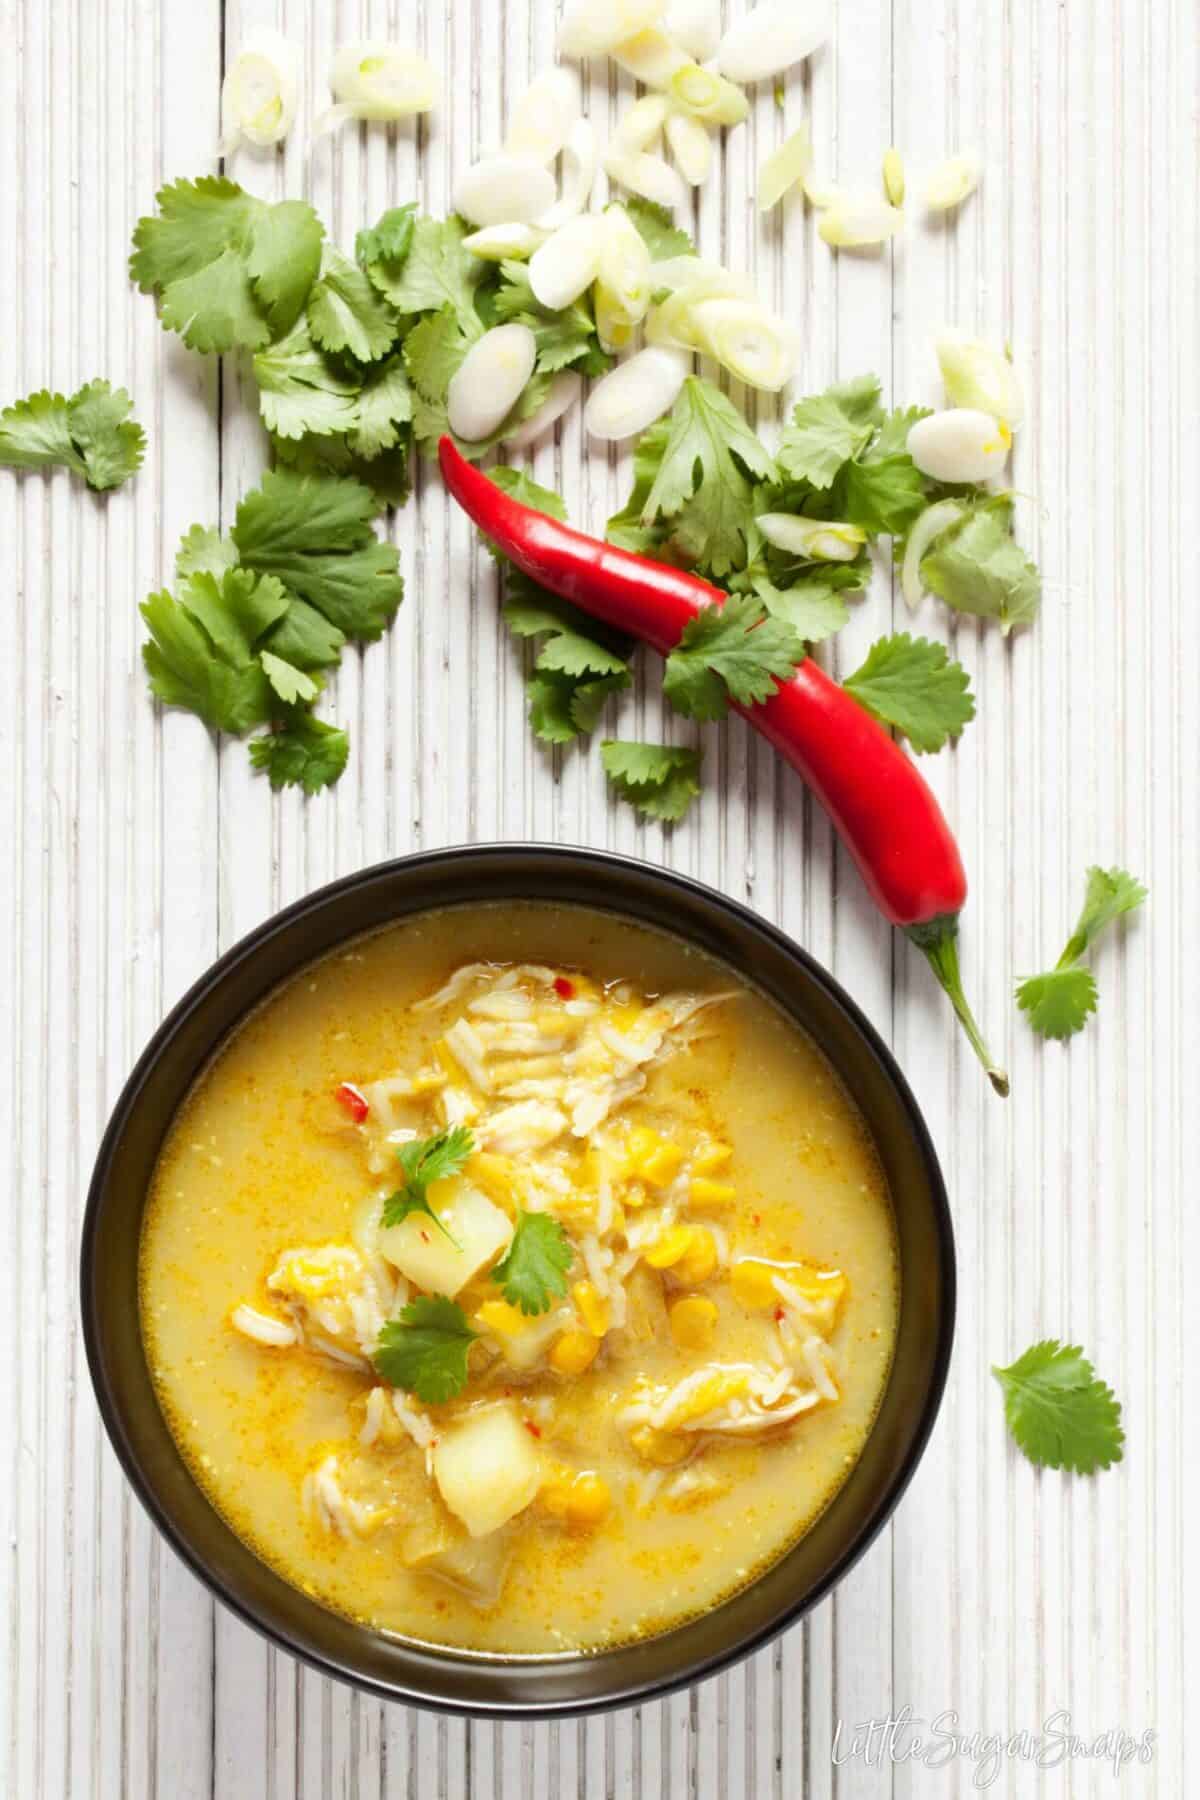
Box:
141;903;898;1653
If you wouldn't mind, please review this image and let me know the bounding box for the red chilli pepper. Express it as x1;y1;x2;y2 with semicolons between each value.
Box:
439;437;1007;1095
553;975;576;1000
334;1082;369;1123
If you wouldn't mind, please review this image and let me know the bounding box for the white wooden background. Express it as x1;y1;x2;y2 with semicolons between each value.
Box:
3;0;1195;1794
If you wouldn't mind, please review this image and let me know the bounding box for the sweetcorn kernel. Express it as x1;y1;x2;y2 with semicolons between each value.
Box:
629;1424;691;1466
572;1279;610;1337
642;1224;696;1269
669;1295;718;1349
692;1143;733;1176
467;1152;521;1213
475;1298;528;1337
550;1329;600;1376
688;1176;737;1211
640;1141;685;1187
564;1472;610;1527
730;1257;781;1308
675;1227;718;1286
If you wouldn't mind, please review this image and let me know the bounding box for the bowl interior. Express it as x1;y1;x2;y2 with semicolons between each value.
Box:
82;844;953;1716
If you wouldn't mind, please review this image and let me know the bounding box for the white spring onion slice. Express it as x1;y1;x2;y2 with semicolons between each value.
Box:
900;499;966;610
537;120;598;228
907;409;1011;485
463;222;547;262
650;254;753;292
818;190;904;247
505;68;580;164
585;347;690;440
646;265;756;348
454;154;558;226
220;31;300;152
757;513;865;561
597;205;654;326
501;371;583;449
882;147;906;207
717;0;832;83
529;214;607;310
936;328;1024;429
613;28;691;88
758;123;813;211
604;148;687;212
314;42;436;136
668;65;750;126
614;93;671;154
664;111;712;184
803;170;837;208
446;324;538;442
925;153;981;212
558;0;666;57
665;0;720;61
688;298;800;391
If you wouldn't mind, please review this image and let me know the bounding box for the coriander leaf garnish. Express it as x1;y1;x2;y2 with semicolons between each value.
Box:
259;650;319;707
919;497;1042;634
369;215;484;336
491;1211;573;1316
307;247;400;364
130;178;324;352
623;197;696;261
601;740;703;823
833;450;928;537
750;574;851;645
0;380;145;491
843;633;976;754
248;710;349;794
374;1296;477;1404
504;594;631;680
381;1127;475;1241
641;377;777;578
490;262;609;375
776;375;883;490
253;320;362;442
355;203;417;279
992;1339;1124;1474
663;593;804;721
140;569;288;734
1016;866;1147;1039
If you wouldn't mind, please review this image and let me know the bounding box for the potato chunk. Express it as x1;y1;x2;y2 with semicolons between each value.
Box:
377;1180;512;1297
432;1403;543;1538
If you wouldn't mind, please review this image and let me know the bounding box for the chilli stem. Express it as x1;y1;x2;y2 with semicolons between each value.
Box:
906;917;1010;1097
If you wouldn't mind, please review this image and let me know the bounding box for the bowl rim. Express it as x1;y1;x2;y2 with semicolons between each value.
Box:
81;841;955;1717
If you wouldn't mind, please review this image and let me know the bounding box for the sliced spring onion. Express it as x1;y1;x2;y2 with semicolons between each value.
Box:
900;499;966;610
802;169;837;208
664;110;713;185
596;205;654;329
558;0;666;57
925;153;981;212
528;214;607;311
612;27;691;88
665;0;721;61
446;323;538;442
756;513;865;561
585;346;690;439
882;147;906;207
646;264;756;348
757;123;813;211
604;148;687;213
463;222;547;262
650;254;754;292
818;190;904;247
717;1;832;84
614;93;671;154
688;297;800;391
667;64;750;127
220;31;300;152
501;370;583;449
537;120;599;229
907;409;1011;485
505;67;580;164
454;153;558;227
936;328;1024;429
314;42;437;136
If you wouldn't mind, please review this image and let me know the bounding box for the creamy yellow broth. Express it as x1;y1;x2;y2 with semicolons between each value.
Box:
141;903;897;1653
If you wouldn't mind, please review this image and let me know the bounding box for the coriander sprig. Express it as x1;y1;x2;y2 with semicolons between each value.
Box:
373;1296;477;1404
993;1339;1124;1474
1016;866;1147;1040
381;1126;474;1242
490;1211;573;1316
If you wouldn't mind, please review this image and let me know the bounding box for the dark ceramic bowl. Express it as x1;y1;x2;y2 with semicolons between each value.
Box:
82;844;954;1718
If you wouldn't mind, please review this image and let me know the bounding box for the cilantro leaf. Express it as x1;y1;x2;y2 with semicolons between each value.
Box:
1016;865;1146;1039
0;380;145;491
870;404;933;458
380;1126;473;1245
485;465;568;523
175;524;238;582
140;568;291;734
832;450;928;536
992;1339;1124;1474
663;593;803;721
777;375;883;490
232;467;404;641
130;178;323;352
356;203;417;274
750;574;850;645
349;356;413;458
307;247;400;363
271;430;412;511
623;197;695;261
490;262;607;374
920;498;1042;634
373;1296;477;1404
843;633;975;753
1014;966;1099;1040
370;215;484;335
640;377;777;577
248;710;349;793
605;416;675;557
253;319;361;440
504;594;631;679
601;740;703;823
259;650;319;706
490;1211;573;1316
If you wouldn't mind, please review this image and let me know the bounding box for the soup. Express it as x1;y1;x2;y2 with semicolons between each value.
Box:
141;903;898;1653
